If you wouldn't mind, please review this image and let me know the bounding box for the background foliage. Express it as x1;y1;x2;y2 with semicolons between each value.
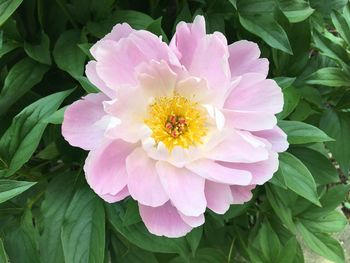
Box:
0;0;350;262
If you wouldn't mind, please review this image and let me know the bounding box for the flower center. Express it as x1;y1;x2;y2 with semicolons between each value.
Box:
145;94;207;151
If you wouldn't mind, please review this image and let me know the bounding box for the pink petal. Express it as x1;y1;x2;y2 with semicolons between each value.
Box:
139;202;192;238
223;109;277;131
224;73;283;114
220;152;279;185
228;40;269;77
170;16;230;92
253;126;289;152
205;181;233;214
230;185;256;204
186;159;252;185
103;86;149;143
84;140;134;197
104;23;134;42
170;15;206;68
137;60;177;98
156;161;206;217
204;130;269;163
62;93;107;150
100;186;130;203
92;31;179;89
187;33;230;92
85;61;116;98
175;77;211;103
126;148;169;207
179;213;205;227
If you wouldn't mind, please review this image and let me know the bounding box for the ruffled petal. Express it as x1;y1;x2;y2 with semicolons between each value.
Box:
253;126;289;152
230;185;256;204
103;23;134;42
170;16;230;92
126;148;169;207
204;130;269;163
139;202;192;238
219;152;279;185
224;73;283;114
156;161;206;217
62;93;108;150
137;60;177;98
186;159;252;185
170;15;206;68
101;186;129;203
187;33;230;91
84;140;134;197
92;31;179;89
228;40;269;77
179;213;205;228
205;181;233;214
103;86;150;143
223;109;277;131
85;61;115;98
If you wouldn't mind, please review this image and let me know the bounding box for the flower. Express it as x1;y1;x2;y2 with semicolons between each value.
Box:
62;16;288;238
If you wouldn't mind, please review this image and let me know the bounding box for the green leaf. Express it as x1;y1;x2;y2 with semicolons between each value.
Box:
75;76;99;93
111;10;154;30
0;40;20;58
254;220;281;262
24;32;51;65
290;147;339;185
186;226;203;257
265;184;296;233
297;222;345;263
40;172;75;263
4;209;41;263
279;153;320;206
277;0;315;23
0;238;8;263
53;29;86;77
0;57;49;115
123;199;141;226
331;4;350;45
0;180;36;204
320;110;350;173
61;186;105;263
106;203;189;257
0;0;23;26
237;0;292;54
0;89;72;177
146;17;169;43
277;237;297;263
310;0;347;16
277;86;300;119
44;106;67;125
312;29;350;65
300;210;347;233
279;120;333;144
302;184;350;218
171;248;226;263
306;67;350;87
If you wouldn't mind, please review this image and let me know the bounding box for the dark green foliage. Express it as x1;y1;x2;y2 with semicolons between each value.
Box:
0;0;349;262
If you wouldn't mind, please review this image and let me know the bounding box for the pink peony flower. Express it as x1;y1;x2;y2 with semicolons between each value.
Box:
62;16;288;237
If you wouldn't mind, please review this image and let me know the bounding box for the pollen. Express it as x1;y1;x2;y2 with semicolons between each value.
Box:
145;94;207;151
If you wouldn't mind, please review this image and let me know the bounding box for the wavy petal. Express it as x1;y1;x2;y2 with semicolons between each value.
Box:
156;161;206;217
230;185;256;204
205;181;233;214
62;93;107;150
228;40;269;77
126;148;169;207
186;159;252;185
139;202;192;238
84;140;134;196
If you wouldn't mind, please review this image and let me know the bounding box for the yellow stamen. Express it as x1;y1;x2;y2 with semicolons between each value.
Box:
145;94;207;151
